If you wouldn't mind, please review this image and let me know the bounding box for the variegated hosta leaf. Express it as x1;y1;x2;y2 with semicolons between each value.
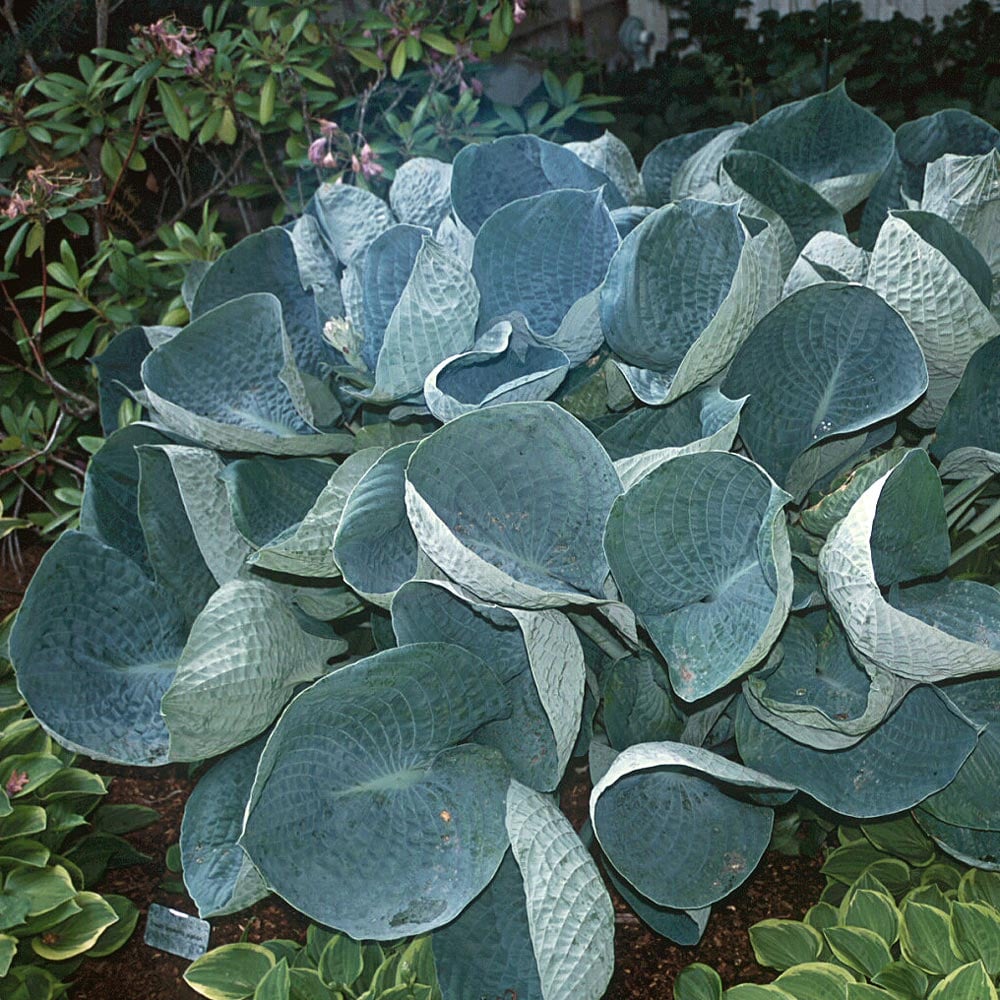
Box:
735;685;977;818
180;737;269;918
601;200;781;405
731;82;894;212
472;188;619;338
604;451;792;702
392;580;585;791
590;742;795;910
240;643;512;939
250;448;384;577
450;133;624;235
307;182;394;265
565;130;644;204
160;578;346;760
640;124;745;206
389;157;453;230
818;456;1000;683
721;283;927;493
405;402;622;608
782;231;870;298
865;211;999;426
141;293;354;456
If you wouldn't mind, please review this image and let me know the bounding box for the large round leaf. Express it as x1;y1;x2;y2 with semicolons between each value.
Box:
389;157;453;230
566;131;643;204
722;283;927;492
604;451;792;702
405;402;621;608
783;231;870;298
240;643;512;939
640;125;741;206
307;183;393;265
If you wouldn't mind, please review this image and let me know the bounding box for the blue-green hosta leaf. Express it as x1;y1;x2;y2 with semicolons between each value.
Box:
405;402;621;608
289;214;344;325
602;651;685;751
602;201;781;405
10;532;185;764
472;188;619;339
423;318;569;422
670;124;749;201
922;150;1000;298
392;580;585;791
861;109;1000;250
565;131;644;204
141;293;353;456
539;286;605;366
865;212;999;426
240;643;511;938
250;449;384;577
783;231;870;298
731;82;894;212
333;442;419;607
611;205;655;238
307;183;394;265
161;579;346;760
389;157;453;230
742;614;912;750
735;685;977;817
915;811;1000;871
607;863;711;944
190;227;337;377
720;149;847;272
450;134;624;235
722;283;927;493
604;452;792;702
590;742;795;909
180;737;269;918
93;326;151;434
640;125;744;206
818;460;1000;683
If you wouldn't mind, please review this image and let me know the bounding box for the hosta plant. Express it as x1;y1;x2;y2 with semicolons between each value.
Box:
676;815;1000;999
9;85;1000;999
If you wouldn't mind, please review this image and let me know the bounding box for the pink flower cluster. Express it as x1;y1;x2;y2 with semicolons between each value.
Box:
141;18;215;75
308;121;383;180
5;770;29;796
2;192;31;220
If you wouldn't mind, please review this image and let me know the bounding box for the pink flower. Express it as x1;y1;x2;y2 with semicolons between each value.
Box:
5;770;29;796
513;0;527;23
321;151;338;168
192;47;215;73
308;137;328;165
3;193;32;219
361;160;384;179
351;154;362;174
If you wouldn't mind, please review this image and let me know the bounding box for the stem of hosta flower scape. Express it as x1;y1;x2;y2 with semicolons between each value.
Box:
949;508;1000;567
570;612;634;661
944;472;993;516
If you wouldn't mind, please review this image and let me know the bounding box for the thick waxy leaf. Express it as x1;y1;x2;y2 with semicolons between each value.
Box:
142;294;353;456
566;131;644;204
307;183;394;264
783;231;869;297
473;188;619;338
405;402;621;608
671;124;748;201
750;919;824;970
818;460;1000;683
180;737;269;918
731;83;894;212
333;442;419;606
865;212;999;425
424;318;569;422
191;227;337;377
93;325;152;433
161;579;346;760
735;684;978;817
10;532;185;765
722;283;927;493
290;214;344;325
602;201;780;405
241;643;511;938
602;651;684;751
604;452;792;702
392;581;585;791
640;125;742;206
915;812;1000;871
590;742;795;910
606;862;711;944
451;134;624;234
389;157;453;230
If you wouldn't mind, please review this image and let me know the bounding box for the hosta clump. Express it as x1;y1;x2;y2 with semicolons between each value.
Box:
10;90;1000;999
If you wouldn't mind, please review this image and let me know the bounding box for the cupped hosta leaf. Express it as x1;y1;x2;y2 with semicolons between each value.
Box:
290;214;344;324
389;157;453;230
472;188;619;338
602;651;685;750
915;811;1000;871
307;183;394;265
566;131;644;204
611;205;655;238
640;125;742;206
818;459;1000;683
750;919;824;970
865;211;999;426
604;451;791;702
722;283;927;493
735;684;977;817
590;742;795;910
674;963;723;1000
928;962;998;1000
10;532;185;764
671;124;749;201
783;231;870;298
392;580;584;791
161;579;346;760
240;643;511;938
602;200;780;405
450;134;624;235
190;227;337;377
180;737;269;918
250;448;383;577
333;442;419;606
141;293;353;456
731;82;894;212
424;318;569;423
405;402;622;608
93;325;152;433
